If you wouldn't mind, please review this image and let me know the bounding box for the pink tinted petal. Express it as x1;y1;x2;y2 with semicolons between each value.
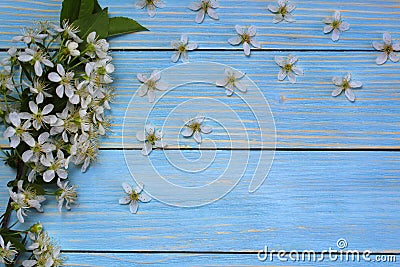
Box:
331;87;343;97
324;25;333;33
339;21;350;31
207;8;219;20
189;2;202;10
376;52;388;65
349;81;362;88
345;89;355;102
331;29;340;41
284;13;295;22
273;14;284;23
243;42;251;56
147;4;156;17
195;9;205;23
235;25;244;35
372;41;384;51
334;10;341;20
268;4;279;12
228;36;242;45
278;69;287;81
389;52;400;62
383;32;391;45
171;51;180;62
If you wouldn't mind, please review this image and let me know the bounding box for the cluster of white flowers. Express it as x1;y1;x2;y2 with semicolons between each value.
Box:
22;224;63;267
0;234;17;264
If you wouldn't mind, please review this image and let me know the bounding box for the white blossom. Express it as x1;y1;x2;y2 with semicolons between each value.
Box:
181;116;212;143
40;150;69;182
135;0;165;17
136;123;166;156
53;21;83;43
0;68;14;91
331;73;362;102
48;64;78;103
373;32;400;65
274;54;303;83
268;0;296;23
12;28;47;44
22;132;56;163
119;183;151;214
189;0;219;23
0;235;17;264
228;25;261;56
137;70;168;102
216;68;247;96
29;101;57;130
10;180;46;223
56;179;78;212
24;80;52;104
3;112;35;148
65;40;80;62
86;32;109;59
69;133;97;172
18;47;54;77
171;35;198;63
323;11;350;42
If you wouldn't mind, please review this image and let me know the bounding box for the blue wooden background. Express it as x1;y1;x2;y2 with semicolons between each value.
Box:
0;0;399;266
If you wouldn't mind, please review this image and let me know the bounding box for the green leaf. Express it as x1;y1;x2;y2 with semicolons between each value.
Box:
93;0;102;13
72;8;109;41
60;0;82;26
79;0;94;18
108;17;148;37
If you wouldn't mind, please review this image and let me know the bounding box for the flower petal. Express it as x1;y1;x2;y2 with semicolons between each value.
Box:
119;196;130;205
392;42;400;51
235;25;244;35
139;192;152;203
250;38;261;48
193;131;202;143
195;9;205;23
181;34;188;44
267;4;279;12
332;87;343;97
228;36;242;45
383;32;392;45
287;71;297;84
235;81;247;92
273;14;284;23
171;51;180;62
136;131;146;141
292;66;304;76
349;81;362;88
48;72;62;82
334;10;341;21
372;41;384;51
247;26;257;36
129;201;139;213
142;142;153;156
182;127;194;137
122;182;133;194
345;89;355;102
189;1;202;10
376;52;388;65
146;124;155;135
323;25;333;33
389;52;400;62
278;69;287;81
135;0;146;9
137;73;148;83
156;81;168;91
274;56;286;67
332;76;342;86
9;112;21;127
331;29;340;41
243;42;251;56
200;125;212;134
207;7;219;20
147;4;156;17
339;21;350;31
284;13;295;22
216;77;228;87
286;2;296;12
138;84;148;97
186;42;198;50
148;89;156;102
150;70;161;81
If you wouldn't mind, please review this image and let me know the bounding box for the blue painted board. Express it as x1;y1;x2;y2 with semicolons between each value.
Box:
9;150;400;252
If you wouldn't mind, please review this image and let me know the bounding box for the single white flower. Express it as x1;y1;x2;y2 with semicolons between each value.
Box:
12;28;47;44
228;25;261;56
268;0;296;23
18;47;54;77
65;40;80;62
323;11;350;42
189;0;219;23
119;183;151;214
181;116;212;143
48;64;79;103
29;101;57;130
53;21;83;43
93;58;114;84
22;132;56;163
216;68;247;96
86;31;109;59
331;73;362;102
10;180;46;223
40;150;69;182
56;179;78;212
0;235;17;264
136;123;167;156
171;35;198;63
3;112;35;148
137;70;168;102
69;132;97;172
24;80;52;104
135;0;165;17
274;54;303;83
373;32;400;65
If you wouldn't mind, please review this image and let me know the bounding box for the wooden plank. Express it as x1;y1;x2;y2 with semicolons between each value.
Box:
2;51;400;149
0;0;399;50
59;252;399;266
0;160;15;213
10;150;400;252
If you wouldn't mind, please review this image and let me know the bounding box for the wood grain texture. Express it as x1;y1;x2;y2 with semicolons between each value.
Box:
2;51;400;149
59;252;399;266
9;150;400;252
0;0;399;50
